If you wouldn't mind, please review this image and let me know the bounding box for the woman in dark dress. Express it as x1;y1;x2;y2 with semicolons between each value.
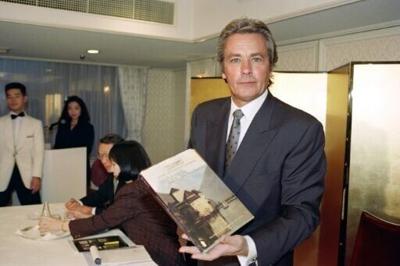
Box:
40;141;187;266
54;95;94;191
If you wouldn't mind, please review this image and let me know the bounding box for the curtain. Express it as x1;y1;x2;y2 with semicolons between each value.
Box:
118;66;148;143
0;58;126;156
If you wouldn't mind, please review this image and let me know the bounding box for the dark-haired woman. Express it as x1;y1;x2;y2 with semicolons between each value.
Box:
54;95;94;192
40;141;187;266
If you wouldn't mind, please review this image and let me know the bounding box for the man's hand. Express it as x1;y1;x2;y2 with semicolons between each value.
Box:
65;198;93;219
65;198;80;210
39;216;65;234
30;177;41;193
66;206;93;219
179;234;248;261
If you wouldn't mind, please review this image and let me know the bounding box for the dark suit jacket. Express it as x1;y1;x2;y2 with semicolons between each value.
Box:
54;121;94;156
70;177;186;266
189;93;326;266
80;175;124;214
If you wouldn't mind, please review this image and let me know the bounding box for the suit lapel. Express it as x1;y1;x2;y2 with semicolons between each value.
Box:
224;93;279;194
4;117;15;151
16;116;28;149
204;100;230;178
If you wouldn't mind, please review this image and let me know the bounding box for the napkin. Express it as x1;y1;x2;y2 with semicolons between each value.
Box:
16;225;70;240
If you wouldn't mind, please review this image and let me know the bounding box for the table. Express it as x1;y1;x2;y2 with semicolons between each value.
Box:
0;203;156;266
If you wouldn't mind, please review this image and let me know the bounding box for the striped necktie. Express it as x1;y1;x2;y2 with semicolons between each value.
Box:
225;109;244;167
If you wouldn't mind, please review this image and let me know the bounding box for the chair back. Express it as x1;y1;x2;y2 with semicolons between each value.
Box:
350;211;400;266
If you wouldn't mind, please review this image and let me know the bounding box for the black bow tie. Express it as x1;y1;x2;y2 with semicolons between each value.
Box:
11;112;25;120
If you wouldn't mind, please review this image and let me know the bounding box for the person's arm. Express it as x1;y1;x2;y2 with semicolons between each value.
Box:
80;177;113;212
31;120;44;193
180;234;248;258
237;236;257;265
69;186;138;239
65;198;94;218
65;198;81;210
249;122;325;265
67;207;94;219
39;216;71;234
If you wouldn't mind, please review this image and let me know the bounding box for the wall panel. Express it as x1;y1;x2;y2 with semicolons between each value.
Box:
345;63;400;264
143;68;186;163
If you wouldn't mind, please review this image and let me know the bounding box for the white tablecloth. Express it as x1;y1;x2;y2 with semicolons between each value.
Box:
0;203;156;266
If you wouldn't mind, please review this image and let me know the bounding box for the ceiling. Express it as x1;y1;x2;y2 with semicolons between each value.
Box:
0;0;400;68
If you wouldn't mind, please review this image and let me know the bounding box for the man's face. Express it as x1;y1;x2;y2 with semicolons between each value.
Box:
110;160;121;178
222;33;271;107
6;88;27;113
97;143;114;173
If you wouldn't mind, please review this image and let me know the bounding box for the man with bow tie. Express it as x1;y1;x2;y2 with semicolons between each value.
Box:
0;82;44;206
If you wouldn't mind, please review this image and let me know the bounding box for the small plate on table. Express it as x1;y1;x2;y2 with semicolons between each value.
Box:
16;225;70;240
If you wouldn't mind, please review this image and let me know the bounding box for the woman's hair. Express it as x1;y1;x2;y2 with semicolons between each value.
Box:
108;140;151;182
59;95;90;124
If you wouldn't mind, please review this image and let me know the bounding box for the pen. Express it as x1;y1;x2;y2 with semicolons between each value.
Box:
90;245;101;265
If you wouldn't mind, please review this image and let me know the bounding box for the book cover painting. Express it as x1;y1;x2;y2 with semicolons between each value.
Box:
140;149;254;252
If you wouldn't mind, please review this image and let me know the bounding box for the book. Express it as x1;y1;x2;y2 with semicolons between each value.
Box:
140;149;254;253
73;229;155;265
73;229;134;252
73;235;128;252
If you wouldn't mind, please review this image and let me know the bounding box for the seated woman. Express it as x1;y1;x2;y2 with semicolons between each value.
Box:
39;141;186;266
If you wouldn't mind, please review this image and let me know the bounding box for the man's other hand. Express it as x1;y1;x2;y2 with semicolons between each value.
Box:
179;234;248;261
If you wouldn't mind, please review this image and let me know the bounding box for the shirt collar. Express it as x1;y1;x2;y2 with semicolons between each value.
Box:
10;111;26;115
229;89;268;119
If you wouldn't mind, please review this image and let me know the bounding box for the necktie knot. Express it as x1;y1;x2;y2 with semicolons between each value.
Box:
11;112;25;120
231;109;244;129
233;109;244;119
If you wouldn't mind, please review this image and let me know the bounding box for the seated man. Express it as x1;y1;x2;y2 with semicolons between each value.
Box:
65;133;123;217
90;158;109;188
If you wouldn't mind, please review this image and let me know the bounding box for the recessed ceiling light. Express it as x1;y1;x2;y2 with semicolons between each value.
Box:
87;49;99;54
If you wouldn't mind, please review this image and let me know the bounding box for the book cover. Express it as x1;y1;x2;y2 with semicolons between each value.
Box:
140;149;254;252
73;235;128;252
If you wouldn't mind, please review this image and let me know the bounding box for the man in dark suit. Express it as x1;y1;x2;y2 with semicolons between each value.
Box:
180;18;326;266
65;133;124;217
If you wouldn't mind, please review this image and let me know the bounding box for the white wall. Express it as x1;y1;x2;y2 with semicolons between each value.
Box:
189;25;400;75
319;27;400;71
275;41;320;72
142;68;186;163
0;0;357;41
0;0;193;41
277;25;400;71
191;0;358;40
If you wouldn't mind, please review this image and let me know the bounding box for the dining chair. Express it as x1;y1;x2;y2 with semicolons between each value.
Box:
350;211;400;266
